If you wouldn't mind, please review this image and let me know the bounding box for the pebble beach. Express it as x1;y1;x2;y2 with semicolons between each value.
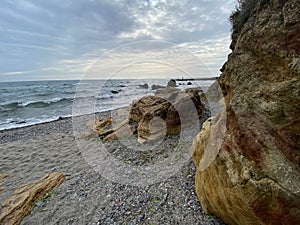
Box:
0;109;225;225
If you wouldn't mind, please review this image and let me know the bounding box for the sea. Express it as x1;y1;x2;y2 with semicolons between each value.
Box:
0;79;215;131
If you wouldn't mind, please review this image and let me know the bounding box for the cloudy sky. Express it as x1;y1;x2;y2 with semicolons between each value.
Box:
0;0;236;82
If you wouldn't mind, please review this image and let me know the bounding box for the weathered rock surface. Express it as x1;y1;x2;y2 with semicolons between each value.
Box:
80;116;114;139
103;118;136;141
97;87;208;143
0;172;65;225
93;116;113;134
130;88;207;143
192;1;300;225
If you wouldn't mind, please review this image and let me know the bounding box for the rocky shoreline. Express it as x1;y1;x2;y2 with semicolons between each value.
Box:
0;107;225;224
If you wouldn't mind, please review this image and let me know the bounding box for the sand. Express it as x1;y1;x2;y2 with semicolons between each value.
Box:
0;110;225;225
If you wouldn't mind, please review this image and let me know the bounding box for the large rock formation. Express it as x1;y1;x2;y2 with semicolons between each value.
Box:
96;87;208;143
192;1;300;225
130;88;207;143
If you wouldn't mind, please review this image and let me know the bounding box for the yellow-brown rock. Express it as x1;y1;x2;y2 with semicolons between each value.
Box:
94;116;113;133
192;1;300;225
130;87;207;143
103;118;136;141
98;87;208;143
0;172;65;225
86;116;113;135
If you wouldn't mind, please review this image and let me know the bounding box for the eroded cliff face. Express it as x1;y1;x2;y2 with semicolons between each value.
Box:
192;1;300;224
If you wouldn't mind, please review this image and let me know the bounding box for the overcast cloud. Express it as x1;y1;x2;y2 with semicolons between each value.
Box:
0;0;236;81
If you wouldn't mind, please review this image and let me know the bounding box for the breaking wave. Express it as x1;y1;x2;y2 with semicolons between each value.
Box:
0;98;74;111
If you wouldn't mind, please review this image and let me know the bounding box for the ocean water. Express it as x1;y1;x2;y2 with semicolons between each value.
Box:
0;79;215;130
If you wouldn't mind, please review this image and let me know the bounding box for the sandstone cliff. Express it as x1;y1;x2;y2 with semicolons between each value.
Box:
192;1;300;224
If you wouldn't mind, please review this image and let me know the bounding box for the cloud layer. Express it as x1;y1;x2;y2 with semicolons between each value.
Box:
0;0;236;81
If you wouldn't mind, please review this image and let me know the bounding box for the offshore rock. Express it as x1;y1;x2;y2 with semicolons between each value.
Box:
192;1;300;225
139;83;149;89
167;79;177;87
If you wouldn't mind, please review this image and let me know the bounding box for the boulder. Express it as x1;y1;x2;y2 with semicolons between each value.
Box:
192;1;300;225
139;83;149;89
167;79;177;87
0;172;65;225
151;84;165;90
98;87;208;143
129;88;207;143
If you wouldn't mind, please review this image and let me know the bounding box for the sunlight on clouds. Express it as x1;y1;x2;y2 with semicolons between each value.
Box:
82;40;217;80
0;0;236;81
0;70;34;76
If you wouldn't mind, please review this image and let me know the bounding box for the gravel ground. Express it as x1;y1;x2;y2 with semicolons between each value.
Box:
0;109;226;225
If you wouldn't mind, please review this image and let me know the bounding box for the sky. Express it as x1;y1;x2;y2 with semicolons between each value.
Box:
0;0;237;82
